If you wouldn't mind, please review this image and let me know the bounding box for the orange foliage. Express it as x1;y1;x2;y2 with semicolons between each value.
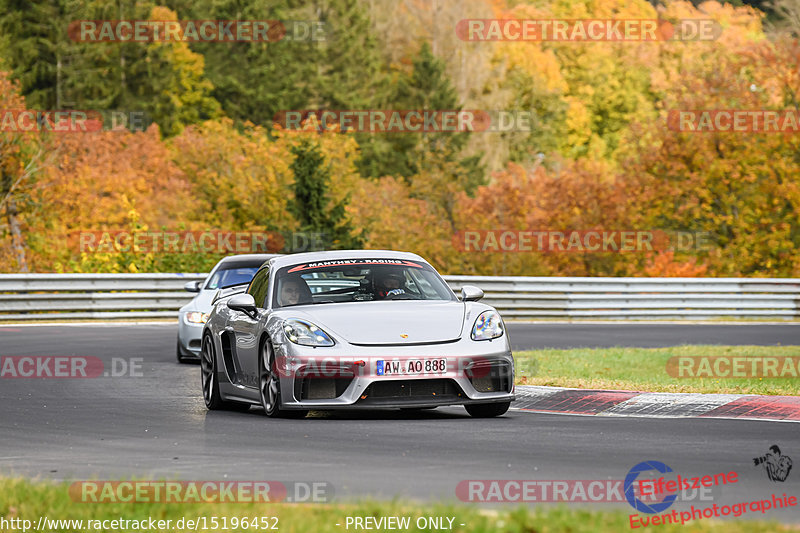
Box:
26;125;199;271
452;160;642;276
644;251;709;277
0;71;48;271
347;176;459;271
2;0;797;277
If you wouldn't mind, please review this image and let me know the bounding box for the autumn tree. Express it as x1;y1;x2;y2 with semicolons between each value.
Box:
0;71;49;272
29;124;203;273
140;6;221;136
620;15;800;276
346;175;462;271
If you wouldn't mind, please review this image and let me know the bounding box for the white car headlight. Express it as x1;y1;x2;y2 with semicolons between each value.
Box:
283;319;335;347
185;311;210;324
471;310;504;341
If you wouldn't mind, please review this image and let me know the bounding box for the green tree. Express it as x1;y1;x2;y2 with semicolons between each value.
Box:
313;0;388;109
181;0;318;128
0;0;85;108
65;0;159;112
290;139;361;249
182;0;389;132
358;42;484;193
0;1;219;136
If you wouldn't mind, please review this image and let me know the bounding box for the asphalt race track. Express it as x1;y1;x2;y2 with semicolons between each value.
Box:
1;323;798;522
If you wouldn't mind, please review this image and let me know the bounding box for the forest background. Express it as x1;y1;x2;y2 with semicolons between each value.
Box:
1;0;799;277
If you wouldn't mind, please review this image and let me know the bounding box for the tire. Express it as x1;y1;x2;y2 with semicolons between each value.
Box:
201;333;251;412
465;401;511;418
259;339;307;419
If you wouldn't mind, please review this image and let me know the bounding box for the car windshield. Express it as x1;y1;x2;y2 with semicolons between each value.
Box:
205;266;260;290
272;259;455;307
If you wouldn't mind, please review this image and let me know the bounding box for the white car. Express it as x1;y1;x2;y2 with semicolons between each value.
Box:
177;254;279;363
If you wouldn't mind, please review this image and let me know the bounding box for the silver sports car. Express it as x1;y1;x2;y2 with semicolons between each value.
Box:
200;250;515;418
177;254;279;362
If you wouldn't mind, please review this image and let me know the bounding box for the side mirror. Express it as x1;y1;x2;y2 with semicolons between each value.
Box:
227;293;258;317
184;280;203;292
460;285;484;302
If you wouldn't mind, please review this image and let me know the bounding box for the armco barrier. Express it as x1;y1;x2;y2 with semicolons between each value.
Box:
0;274;798;321
445;276;800;319
0;273;204;321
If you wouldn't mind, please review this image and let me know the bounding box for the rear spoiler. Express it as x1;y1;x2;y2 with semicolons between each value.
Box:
211;283;248;305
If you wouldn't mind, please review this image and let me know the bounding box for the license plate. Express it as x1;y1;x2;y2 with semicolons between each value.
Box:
377;358;447;376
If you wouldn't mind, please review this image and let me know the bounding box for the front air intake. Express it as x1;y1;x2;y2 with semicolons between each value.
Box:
466;361;512;392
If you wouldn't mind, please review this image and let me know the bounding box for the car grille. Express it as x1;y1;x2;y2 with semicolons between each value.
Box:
357;379;463;405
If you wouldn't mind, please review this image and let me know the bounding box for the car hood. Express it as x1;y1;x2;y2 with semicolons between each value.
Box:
286;301;466;345
181;290;216;313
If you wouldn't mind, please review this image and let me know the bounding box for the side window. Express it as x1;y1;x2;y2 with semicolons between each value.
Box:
246;268;270;308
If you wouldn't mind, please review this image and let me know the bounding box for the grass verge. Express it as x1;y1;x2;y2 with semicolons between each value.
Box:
514;345;800;395
0;477;793;533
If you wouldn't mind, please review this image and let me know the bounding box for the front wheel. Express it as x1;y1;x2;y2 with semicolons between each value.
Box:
259;340;307;419
465;401;511;418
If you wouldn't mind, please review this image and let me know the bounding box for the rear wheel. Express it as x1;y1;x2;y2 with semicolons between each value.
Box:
201;333;250;411
260;340;307;419
465;401;511;418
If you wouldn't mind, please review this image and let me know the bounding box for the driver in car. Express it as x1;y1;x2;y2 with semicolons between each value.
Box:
375;271;406;299
279;278;303;306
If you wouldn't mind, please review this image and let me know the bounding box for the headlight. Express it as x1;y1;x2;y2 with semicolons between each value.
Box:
283;319;334;347
471;310;504;341
185;311;210;324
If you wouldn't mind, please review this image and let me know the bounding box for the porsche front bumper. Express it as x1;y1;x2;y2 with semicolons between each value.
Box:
271;338;515;409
